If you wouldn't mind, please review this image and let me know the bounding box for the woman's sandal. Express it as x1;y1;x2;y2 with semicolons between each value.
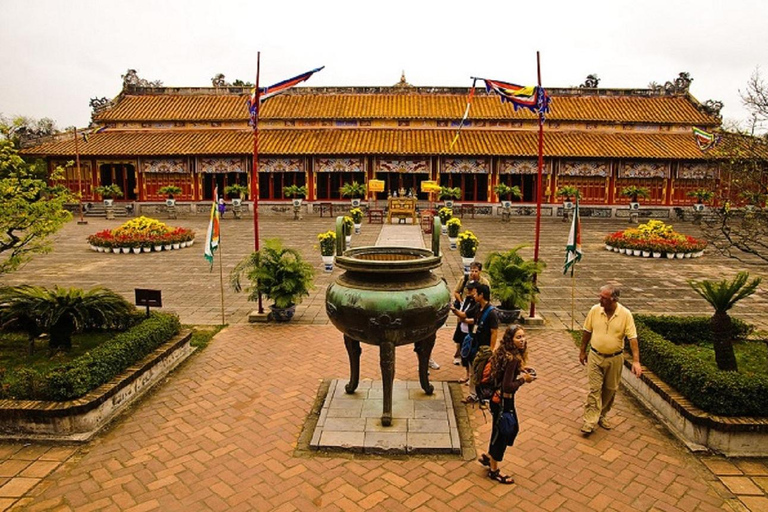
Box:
457;377;469;384
461;394;478;404
478;454;491;467
488;469;514;485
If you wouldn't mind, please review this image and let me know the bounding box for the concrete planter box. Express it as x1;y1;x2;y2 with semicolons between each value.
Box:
0;330;194;443
621;357;768;456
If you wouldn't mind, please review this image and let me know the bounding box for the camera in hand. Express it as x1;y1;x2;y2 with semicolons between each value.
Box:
524;367;537;378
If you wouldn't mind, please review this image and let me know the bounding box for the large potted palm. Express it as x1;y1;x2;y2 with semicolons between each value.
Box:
688;272;762;371
484;245;546;324
493;183;522;208
687;188;714;212
225;184;249;206
158;185;182;207
438;186;461;208
283;185;308;207
620;185;651;210
94;184;123;206
229;238;315;322
340;181;367;207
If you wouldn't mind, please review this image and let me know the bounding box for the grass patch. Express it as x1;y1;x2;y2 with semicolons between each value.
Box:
681;340;767;377
186;324;224;350
1;331;117;374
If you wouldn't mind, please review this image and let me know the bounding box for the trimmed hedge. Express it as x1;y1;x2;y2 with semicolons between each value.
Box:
636;320;768;417
635;314;752;346
2;312;180;401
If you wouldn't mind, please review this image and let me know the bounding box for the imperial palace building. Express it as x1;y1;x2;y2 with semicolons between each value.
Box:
23;71;758;217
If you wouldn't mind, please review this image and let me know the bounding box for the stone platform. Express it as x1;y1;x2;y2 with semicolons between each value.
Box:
310;379;460;454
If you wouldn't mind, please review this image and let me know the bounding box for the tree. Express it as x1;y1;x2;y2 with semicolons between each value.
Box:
0;285;137;352
741;68;768;130
0;139;73;274
688;272;762;371
0;114;57;148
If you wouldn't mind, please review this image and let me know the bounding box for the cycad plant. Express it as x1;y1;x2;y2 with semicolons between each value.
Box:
229;238;314;309
0;285;136;352
688;272;762;371
484;245;546;311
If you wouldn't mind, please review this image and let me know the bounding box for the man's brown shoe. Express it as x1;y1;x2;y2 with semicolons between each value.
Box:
598;417;613;430
580;423;594;435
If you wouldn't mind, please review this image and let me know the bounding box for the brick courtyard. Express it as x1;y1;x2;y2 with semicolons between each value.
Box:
1;211;767;510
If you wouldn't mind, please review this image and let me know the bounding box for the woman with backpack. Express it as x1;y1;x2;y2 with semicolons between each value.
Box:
477;325;536;485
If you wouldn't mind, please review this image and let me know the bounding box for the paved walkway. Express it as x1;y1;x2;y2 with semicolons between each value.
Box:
1;212;767;510
0;326;747;511
2;214;766;329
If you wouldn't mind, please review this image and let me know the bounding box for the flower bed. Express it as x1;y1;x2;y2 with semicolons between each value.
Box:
87;216;195;253
604;220;706;258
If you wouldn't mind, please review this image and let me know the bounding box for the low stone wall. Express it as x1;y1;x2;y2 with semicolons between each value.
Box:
0;330;194;443
621;357;768;456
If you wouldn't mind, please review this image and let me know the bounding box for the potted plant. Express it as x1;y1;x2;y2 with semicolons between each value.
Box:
349;207;364;234
493;183;522;208
484;245;546;324
283;184;308;206
437;207;452;234
317;230;336;272
94;184;123;206
621;185;651;210
224;184;249;206
340;181;367;207
446;218;461;250
458;230;479;273
687;188;714;211
229;238;315;322
438;186;461;207
556;185;580;209
158;185;182;207
342;216;354;246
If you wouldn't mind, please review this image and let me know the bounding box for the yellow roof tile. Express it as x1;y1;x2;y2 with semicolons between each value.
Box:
24;128;725;160
95;90;717;126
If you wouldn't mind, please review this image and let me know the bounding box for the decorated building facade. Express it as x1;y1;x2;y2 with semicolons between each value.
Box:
25;71;747;213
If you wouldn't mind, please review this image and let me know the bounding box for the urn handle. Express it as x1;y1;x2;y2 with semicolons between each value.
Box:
336;215;346;255
432;216;441;257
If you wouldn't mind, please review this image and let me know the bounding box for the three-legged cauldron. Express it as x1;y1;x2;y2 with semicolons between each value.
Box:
325;217;450;426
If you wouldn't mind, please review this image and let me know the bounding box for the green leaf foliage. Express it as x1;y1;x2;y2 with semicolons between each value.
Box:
634;314;753;346
229;238;314;308
484;245;546;310
689;271;762;314
1;312;181;401
0;140;73;274
636;319;768;416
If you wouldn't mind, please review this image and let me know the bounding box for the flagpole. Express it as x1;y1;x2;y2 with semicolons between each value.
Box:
218;237;226;325
529;51;544;319
252;51;264;315
571;270;575;331
73;128;87;225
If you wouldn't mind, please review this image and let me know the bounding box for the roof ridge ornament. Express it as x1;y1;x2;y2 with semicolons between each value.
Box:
212;74;231;87
122;69;163;90
579;74;600;89
394;71;412;88
700;99;724;120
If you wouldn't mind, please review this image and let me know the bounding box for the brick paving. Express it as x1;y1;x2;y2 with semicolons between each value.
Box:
1;210;767;510
0;326;748;511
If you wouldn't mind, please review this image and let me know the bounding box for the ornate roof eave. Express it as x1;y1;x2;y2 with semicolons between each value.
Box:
21;128;740;161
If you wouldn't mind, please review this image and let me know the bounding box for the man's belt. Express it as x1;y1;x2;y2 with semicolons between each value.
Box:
591;347;624;357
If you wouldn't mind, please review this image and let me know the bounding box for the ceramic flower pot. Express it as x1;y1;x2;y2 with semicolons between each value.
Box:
633;249;642;256
448;237;457;250
188;239;194;246
675;252;685;259
354;223;361;235
121;247;130;254
142;247;151;253
164;244;172;251
132;247;141;254
154;245;163;252
665;253;675;259
441;225;448;235
173;243;181;250
641;251;651;257
685;252;692;258
652;252;662;258
461;256;474;274
605;245;613;251
321;255;334;272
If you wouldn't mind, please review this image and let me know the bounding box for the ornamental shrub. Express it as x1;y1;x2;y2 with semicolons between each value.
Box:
635;314;753;346
0;312;181;401
635;318;768;416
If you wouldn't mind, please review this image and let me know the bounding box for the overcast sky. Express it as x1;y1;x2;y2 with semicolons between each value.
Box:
1;0;766;131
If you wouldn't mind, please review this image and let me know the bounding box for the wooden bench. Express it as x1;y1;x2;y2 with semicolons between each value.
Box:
387;197;417;224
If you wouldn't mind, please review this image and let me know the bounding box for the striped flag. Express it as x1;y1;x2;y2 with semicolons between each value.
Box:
204;186;221;268
246;66;324;126
481;78;551;117
692;127;720;151
450;79;477;149
563;198;582;275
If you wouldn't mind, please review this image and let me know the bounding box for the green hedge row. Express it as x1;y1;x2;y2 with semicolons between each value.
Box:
635;314;752;346
3;312;180;401
636;320;768;417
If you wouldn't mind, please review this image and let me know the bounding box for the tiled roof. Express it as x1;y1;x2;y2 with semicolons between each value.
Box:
95;91;717;126
24;128;723;160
